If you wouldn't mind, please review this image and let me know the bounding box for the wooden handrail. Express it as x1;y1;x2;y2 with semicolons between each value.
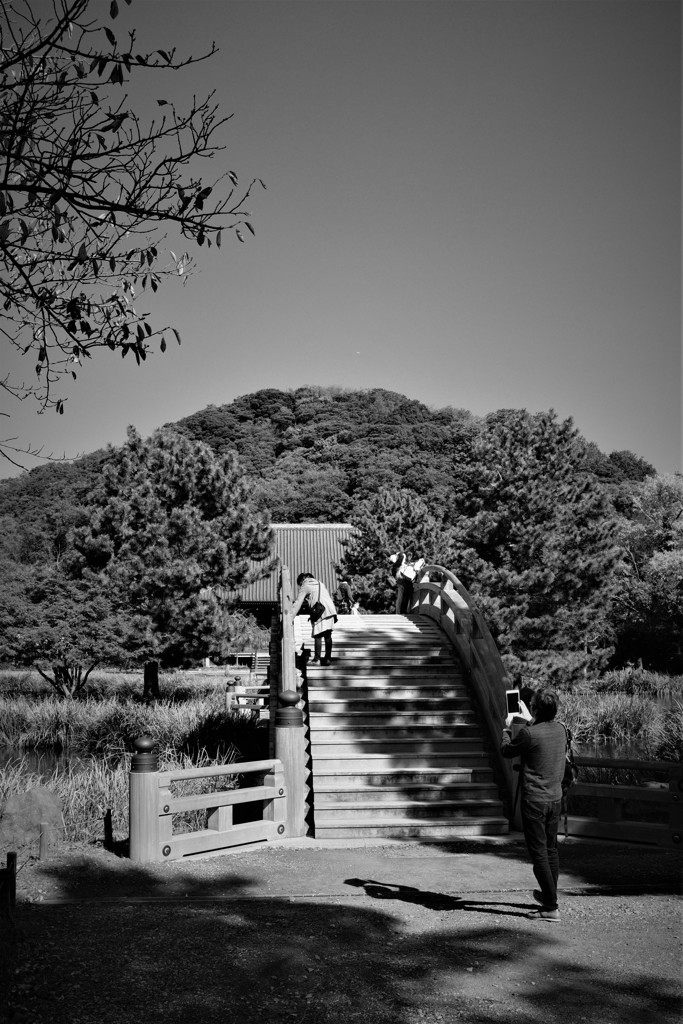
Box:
412;564;515;813
566;760;682;846
280;563;297;695
159;758;280;784
129;751;286;862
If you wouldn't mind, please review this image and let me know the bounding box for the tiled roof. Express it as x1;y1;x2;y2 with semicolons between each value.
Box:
235;523;355;604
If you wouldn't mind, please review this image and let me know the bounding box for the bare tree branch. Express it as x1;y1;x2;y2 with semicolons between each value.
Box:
0;0;263;465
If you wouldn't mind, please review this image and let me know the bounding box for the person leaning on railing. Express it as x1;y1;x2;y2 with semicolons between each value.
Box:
291;572;338;666
388;552;425;613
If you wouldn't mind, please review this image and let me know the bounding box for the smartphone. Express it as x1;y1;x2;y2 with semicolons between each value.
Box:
505;689;521;715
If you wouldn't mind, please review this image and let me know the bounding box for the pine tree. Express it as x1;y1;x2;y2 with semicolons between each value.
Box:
340;488;457;612
74;426;274;670
448;410;621;684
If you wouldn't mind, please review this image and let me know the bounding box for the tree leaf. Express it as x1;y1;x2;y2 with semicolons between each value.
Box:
246;222;255;236
173;329;182;346
105;27;117;46
160;336;166;353
110;0;119;18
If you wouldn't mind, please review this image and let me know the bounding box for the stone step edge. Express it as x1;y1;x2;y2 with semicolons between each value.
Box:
312;819;511;828
314;800;504;812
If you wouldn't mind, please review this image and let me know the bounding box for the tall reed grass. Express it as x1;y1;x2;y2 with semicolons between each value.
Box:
0;668;270;850
0;746;243;847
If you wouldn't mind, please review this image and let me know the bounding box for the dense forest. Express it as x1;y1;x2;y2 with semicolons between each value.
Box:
1;387;680;685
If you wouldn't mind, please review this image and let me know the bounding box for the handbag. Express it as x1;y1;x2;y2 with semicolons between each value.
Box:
309;583;326;623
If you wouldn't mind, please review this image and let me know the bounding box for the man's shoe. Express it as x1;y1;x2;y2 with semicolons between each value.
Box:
526;907;560;922
310;657;321;664
320;658;331;666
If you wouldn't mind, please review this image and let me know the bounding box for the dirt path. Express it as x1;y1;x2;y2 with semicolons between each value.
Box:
3;838;682;1024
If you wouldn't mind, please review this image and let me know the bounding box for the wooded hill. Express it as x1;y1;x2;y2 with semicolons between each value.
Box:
2;387;680;681
169;386;654;522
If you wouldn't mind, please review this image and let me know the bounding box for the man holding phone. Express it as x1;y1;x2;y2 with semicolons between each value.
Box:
501;688;567;921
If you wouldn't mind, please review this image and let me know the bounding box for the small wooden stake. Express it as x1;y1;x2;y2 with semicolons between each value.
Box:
39;821;49;860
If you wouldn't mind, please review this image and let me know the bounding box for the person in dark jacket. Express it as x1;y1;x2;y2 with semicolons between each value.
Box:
333;578;355;614
501;688;567;921
291;572;338;665
388;552;425;613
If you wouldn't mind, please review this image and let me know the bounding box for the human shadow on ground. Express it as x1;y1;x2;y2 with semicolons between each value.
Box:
3;852;681;1024
345;877;533;918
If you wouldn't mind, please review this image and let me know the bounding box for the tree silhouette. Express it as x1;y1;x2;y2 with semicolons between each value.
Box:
1;0;263;465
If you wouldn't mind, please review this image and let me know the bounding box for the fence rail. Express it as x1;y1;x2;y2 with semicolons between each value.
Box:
566;757;683;847
129;742;286;862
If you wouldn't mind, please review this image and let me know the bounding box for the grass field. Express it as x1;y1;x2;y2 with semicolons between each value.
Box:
0;666;681;847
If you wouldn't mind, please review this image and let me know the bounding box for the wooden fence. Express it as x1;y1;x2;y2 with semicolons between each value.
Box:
129;738;286;863
566;757;683;847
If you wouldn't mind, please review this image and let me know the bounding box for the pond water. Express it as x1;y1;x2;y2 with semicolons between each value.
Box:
0;748;100;777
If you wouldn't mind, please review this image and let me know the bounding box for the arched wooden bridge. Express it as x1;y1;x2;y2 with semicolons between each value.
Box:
286;563;515;840
128;563;682;861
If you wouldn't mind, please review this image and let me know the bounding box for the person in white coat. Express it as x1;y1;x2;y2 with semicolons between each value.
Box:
291;572;338;665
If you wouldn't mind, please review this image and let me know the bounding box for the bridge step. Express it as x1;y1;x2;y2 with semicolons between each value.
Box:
308;711;478;728
309;687;470;702
314;799;504;820
312;818;510;839
308;697;474;712
314;781;500;804
310;753;492;772
309;734;484;752
295;613;507;839
312;767;497;786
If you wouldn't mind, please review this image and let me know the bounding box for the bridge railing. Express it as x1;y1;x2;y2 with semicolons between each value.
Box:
567;757;683;847
412;564;683;845
412;564;515;812
273;564;308;837
129;737;286;862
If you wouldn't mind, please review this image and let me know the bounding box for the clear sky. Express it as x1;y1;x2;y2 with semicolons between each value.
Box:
2;0;680;478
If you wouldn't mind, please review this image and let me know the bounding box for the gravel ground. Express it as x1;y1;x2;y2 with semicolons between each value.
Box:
2;838;682;1024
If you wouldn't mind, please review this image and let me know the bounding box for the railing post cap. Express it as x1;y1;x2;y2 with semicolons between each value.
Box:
134;735;156;753
131;735;158;773
275;689;303;728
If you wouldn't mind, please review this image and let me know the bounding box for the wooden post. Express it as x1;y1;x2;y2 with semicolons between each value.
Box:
669;764;683;845
142;661;160;701
129;736;160;863
39;821;49;860
104;808;113;850
3;852;17;921
263;762;287;838
274;690;306;837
